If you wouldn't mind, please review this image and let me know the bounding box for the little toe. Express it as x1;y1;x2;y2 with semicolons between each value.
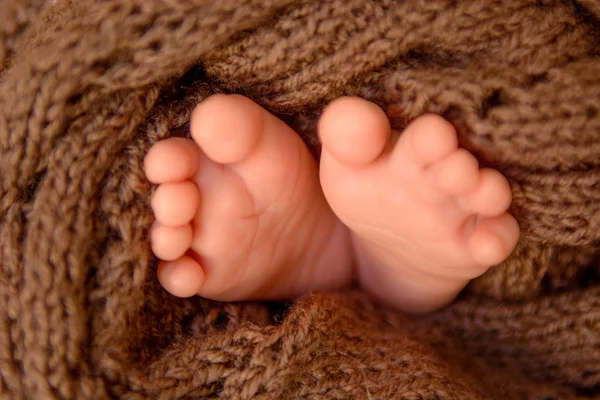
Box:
191;94;264;165
144;138;201;184
319;97;391;166
431;148;480;195
151;181;200;226
150;222;193;261
395;114;458;166
469;213;520;266
157;256;205;298
463;168;512;216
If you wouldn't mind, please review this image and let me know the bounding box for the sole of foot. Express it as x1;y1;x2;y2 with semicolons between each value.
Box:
319;97;520;313
145;95;352;301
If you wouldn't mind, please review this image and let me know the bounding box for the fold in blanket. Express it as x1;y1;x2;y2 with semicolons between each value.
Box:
1;0;599;398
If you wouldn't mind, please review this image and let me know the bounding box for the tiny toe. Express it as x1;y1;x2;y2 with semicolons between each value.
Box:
191;94;264;164
431;148;480;195
150;222;193;261
469;213;520;266
464;168;512;216
144;138;201;184
319;97;391;166
151;181;200;226
157;256;205;298
396;114;458;166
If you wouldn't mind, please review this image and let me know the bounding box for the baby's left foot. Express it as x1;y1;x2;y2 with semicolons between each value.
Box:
319;98;520;314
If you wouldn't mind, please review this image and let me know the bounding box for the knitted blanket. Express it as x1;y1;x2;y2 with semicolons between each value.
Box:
1;0;599;398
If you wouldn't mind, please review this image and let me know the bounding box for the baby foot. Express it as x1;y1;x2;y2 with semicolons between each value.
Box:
319;97;520;314
144;95;352;301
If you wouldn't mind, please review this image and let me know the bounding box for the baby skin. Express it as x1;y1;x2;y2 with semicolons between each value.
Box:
145;95;519;314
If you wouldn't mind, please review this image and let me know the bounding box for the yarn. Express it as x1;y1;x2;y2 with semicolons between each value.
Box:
0;0;599;398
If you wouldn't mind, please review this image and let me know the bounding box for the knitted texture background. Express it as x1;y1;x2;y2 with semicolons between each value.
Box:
1;0;599;398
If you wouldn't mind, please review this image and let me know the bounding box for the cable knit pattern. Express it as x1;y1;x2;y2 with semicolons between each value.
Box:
0;0;599;398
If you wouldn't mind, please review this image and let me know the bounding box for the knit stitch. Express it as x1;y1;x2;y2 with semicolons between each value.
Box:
0;0;599;398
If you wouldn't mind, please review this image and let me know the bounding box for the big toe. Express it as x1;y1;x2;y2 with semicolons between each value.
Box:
191;94;264;165
319;97;391;166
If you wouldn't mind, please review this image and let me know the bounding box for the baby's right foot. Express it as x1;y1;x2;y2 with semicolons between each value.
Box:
319;98;520;314
145;95;352;301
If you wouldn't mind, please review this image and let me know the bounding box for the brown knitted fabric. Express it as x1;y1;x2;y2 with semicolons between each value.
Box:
1;0;599;398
